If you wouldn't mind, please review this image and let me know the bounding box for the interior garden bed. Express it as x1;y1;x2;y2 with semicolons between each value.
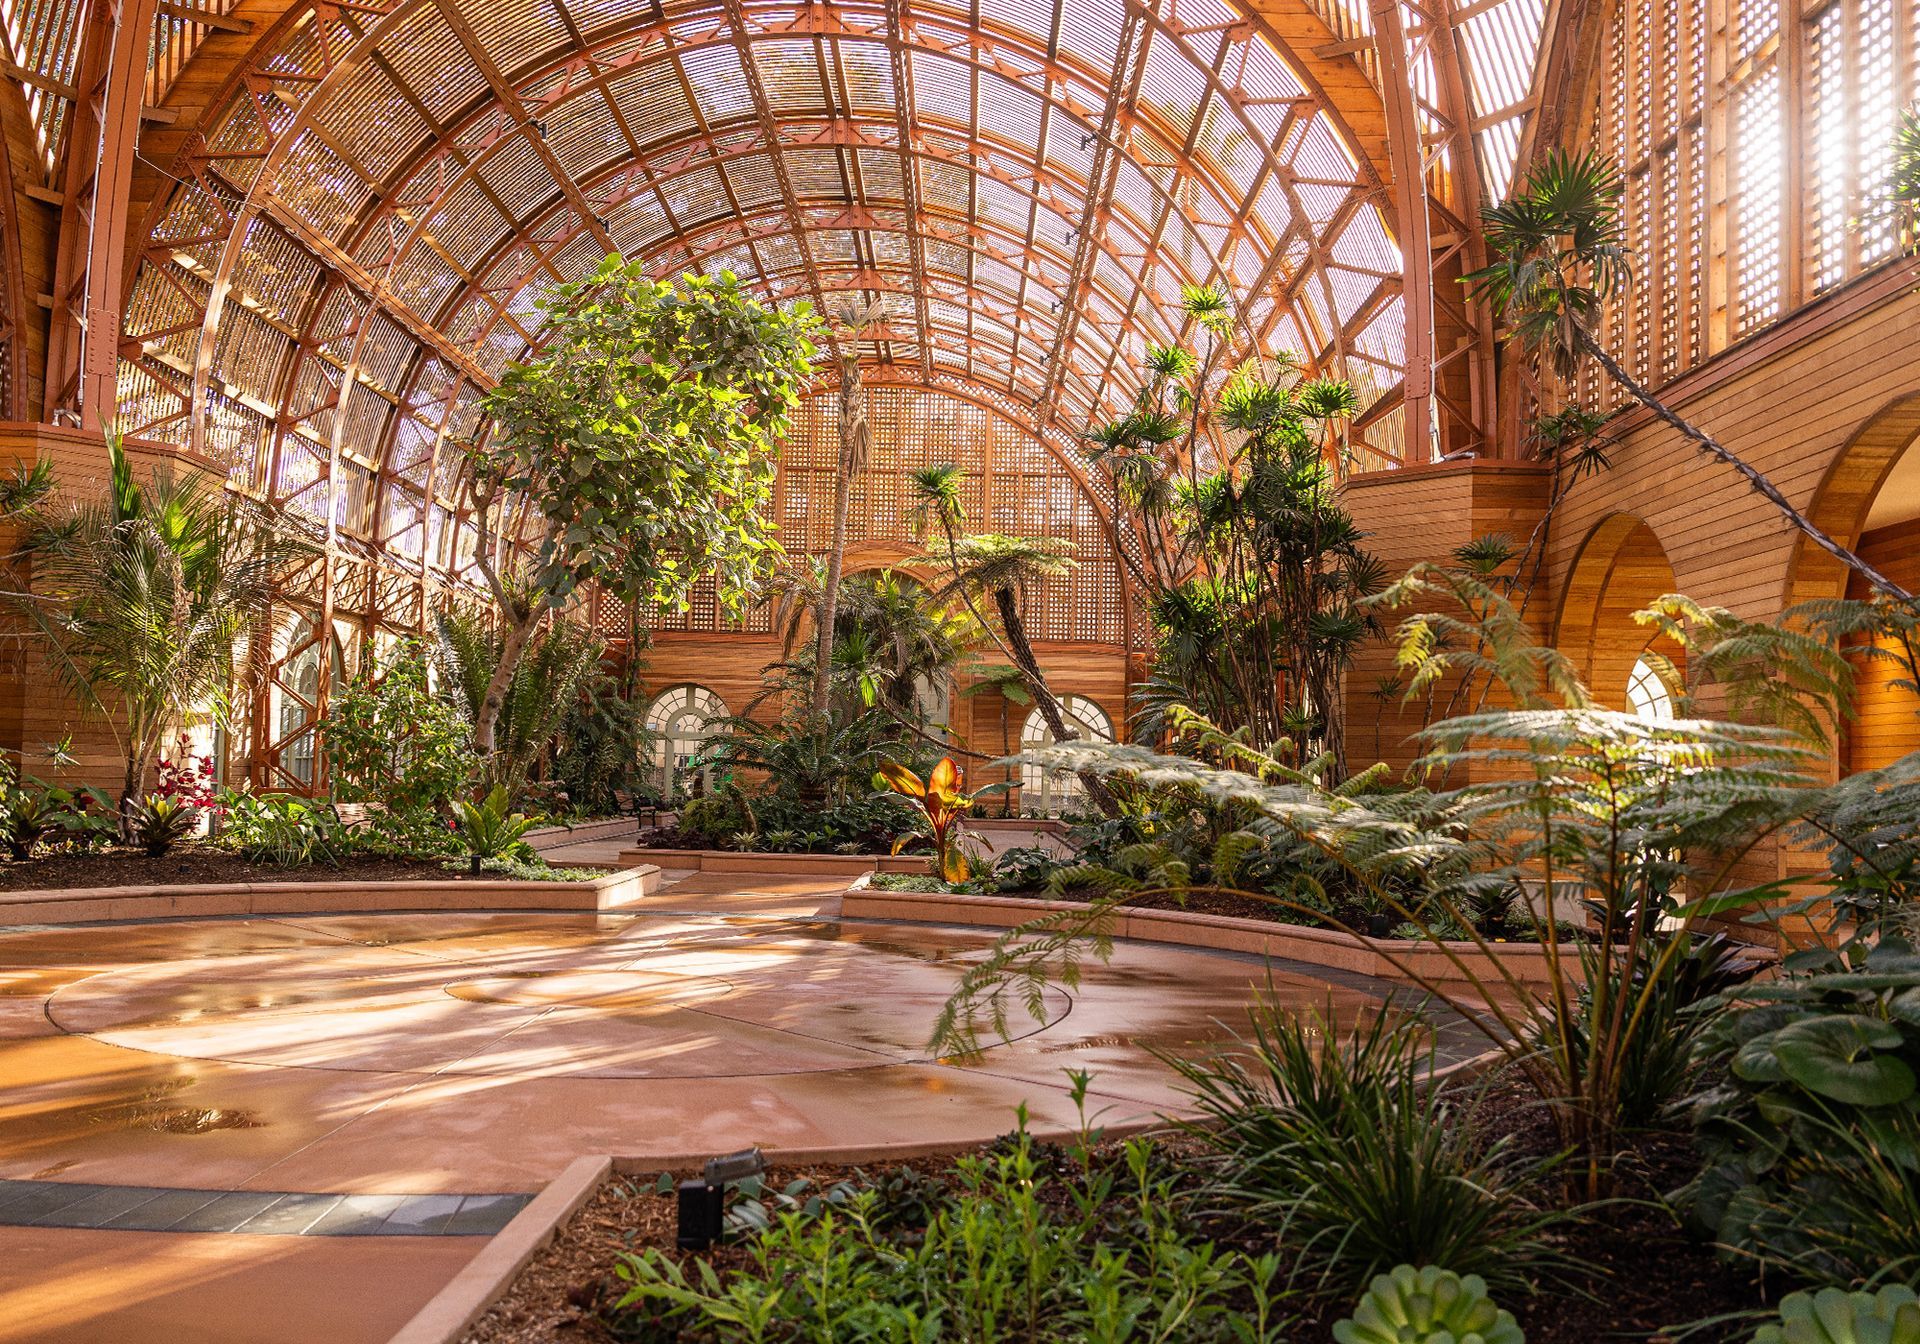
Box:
865;870;1580;946
0;844;595;892
458;1096;1772;1344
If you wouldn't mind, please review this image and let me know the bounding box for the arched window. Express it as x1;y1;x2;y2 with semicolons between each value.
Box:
645;685;727;797
1020;695;1114;816
1626;656;1675;721
268;614;344;788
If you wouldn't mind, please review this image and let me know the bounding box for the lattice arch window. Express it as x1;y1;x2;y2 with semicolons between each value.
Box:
645;685;728;799
267;613;345;789
1019;695;1115;816
1626;656;1676;721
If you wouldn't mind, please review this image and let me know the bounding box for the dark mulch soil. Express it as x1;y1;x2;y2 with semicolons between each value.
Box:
0;844;537;892
462;1091;1774;1344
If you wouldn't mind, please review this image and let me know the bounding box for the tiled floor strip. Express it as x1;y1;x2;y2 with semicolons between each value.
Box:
0;1180;530;1236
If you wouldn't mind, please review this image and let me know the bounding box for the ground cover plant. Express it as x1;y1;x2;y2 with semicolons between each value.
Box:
611;1119;1294;1343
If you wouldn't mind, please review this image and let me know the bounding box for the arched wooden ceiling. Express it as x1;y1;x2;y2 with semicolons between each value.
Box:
23;0;1558;589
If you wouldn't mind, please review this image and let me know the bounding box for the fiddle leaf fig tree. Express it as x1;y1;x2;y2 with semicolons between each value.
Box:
470;258;820;755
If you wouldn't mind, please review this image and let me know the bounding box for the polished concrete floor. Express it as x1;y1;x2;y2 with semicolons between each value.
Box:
0;871;1390;1341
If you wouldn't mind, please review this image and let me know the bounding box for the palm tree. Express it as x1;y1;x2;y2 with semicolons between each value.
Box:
922;530;1118;814
24;435;309;830
1466;150;1907;599
766;563;976;727
432;608;602;802
810;299;888;721
959;661;1030;815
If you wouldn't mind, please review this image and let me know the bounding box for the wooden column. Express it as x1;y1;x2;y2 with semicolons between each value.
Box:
45;0;159;430
1370;0;1437;464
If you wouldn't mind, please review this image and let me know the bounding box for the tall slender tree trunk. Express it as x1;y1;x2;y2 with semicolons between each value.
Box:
813;346;871;720
812;477;851;721
476;608;541;755
1582;331;1910;601
993;587;1118;816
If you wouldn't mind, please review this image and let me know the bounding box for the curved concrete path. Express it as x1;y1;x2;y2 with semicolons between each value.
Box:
0;870;1405;1342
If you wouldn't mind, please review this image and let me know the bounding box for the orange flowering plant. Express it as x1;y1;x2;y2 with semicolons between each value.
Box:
875;756;976;883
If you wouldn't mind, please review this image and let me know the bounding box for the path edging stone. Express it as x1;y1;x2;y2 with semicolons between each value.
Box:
387;1156;612;1344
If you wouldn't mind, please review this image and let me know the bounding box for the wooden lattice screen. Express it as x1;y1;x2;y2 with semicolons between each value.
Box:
1587;0;1917;403
650;382;1131;645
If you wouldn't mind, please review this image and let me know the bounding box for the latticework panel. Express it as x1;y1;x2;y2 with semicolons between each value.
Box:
1586;0;1920;392
657;381;1133;645
116;0;1419;558
0;0;86;177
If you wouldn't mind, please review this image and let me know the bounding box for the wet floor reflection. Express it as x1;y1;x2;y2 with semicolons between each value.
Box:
0;906;1388;1190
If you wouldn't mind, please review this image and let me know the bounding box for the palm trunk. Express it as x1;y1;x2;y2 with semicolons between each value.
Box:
1582;330;1910;601
993;587;1118;816
812;460;852;722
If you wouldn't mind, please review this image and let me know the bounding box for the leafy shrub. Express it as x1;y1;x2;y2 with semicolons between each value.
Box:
1333;1266;1524;1344
1171;1002;1568;1297
42;785;117;851
217;789;340;867
673;788;917;855
868;872;948;894
324;640;475;852
553;675;653;816
1753;1286;1920;1344
451;786;534;871
129;794;199;857
1687;938;1920;1287
614;1126;1290;1343
984;844;1068;893
153;735;219;808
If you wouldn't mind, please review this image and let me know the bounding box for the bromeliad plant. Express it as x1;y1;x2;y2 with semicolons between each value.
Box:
876;756;978;883
450;786;535;873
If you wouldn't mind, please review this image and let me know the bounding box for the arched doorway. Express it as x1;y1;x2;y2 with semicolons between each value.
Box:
1019;695;1114;816
1554;514;1685;711
1786;395;1920;774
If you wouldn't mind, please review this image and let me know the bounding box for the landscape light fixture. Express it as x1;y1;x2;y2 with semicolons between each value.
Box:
676;1146;766;1250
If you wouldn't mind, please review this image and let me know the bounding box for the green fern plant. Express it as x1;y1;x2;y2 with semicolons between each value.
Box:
1754;1287;1920;1344
1333;1266;1523;1344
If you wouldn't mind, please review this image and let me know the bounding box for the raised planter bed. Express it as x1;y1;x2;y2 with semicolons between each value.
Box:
840;887;1581;995
616;847;931;877
525;817;639;852
0;864;662;927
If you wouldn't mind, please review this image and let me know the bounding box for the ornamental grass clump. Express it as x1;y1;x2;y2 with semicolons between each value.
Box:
1171;1003;1570;1298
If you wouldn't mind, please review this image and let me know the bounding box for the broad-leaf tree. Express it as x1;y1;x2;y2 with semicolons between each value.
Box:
472;258;820;757
24;436;310;830
1466;150;1907;599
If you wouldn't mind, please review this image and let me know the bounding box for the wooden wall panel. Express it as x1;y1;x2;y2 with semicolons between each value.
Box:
1341;461;1550;775
1538;276;1920;894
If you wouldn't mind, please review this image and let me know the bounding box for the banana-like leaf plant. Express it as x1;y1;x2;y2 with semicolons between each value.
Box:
876;756;976;883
